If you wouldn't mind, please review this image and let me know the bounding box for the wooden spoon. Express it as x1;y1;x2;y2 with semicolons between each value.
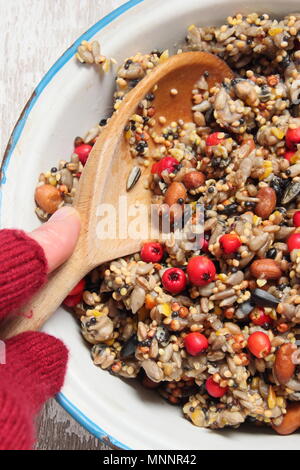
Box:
1;51;233;339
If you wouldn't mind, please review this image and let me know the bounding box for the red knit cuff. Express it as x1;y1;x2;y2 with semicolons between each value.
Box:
0;332;68;450
2;332;68;412
0;230;48;319
0;387;34;450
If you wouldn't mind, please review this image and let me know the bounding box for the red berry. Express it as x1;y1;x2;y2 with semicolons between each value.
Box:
162;268;187;294
184;332;209;356
63;293;82;308
75;144;93;166
206;132;225;147
69;279;86;297
151;162;160;174
249;307;271;326
219;233;242;254
205;377;228;398
286;127;300;150
141;242;164;263
151;156;178;176
201;237;209;253
293;211;300;227
247;331;271;358
187;256;216;286
284;150;296;162
287;232;300;252
64;279;86;306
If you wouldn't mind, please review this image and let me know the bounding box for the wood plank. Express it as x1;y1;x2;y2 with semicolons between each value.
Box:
36;400;111;450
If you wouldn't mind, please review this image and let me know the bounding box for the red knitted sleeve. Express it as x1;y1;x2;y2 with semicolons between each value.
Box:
0;229;48;319
0;331;68;450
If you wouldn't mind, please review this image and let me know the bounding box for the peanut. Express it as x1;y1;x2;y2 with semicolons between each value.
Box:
182;171;205;190
273;343;296;385
164;182;187;207
250;259;282;280
272;403;300;435
35;184;63;214
255;187;276;219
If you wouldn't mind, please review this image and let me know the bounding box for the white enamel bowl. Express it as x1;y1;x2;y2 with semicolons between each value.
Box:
1;0;300;450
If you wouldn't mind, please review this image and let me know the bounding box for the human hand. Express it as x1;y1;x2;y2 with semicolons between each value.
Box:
0;206;81;450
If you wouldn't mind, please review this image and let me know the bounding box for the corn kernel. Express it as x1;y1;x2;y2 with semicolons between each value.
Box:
291;153;300;164
271;127;285;139
268;27;283;36
268;386;277;409
158;303;172;317
269;309;277;321
191;408;203;426
49;176;58;186
257;279;267;287
169;148;183;160
88;309;106;318
276;397;285;408
125;129;133;140
131;114;143;122
259;161;273;180
159;50;169;63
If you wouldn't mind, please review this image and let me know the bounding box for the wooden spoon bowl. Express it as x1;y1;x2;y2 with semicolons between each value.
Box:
1;51;233;339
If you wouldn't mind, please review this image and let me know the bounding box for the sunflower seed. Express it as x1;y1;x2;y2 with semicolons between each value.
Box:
127;166;141;191
251;288;280;308
281;181;300;205
120;334;138;359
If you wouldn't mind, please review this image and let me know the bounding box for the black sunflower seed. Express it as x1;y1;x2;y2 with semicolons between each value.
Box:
120;334;138;359
251;289;280;308
220;203;239;216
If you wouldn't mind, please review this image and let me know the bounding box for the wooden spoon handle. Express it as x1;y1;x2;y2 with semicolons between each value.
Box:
0;248;88;340
0;53;234;340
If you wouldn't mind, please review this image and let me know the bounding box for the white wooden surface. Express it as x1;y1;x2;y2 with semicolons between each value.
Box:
0;0;125;450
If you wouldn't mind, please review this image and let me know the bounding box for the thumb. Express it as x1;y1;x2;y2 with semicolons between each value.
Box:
29;206;81;273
